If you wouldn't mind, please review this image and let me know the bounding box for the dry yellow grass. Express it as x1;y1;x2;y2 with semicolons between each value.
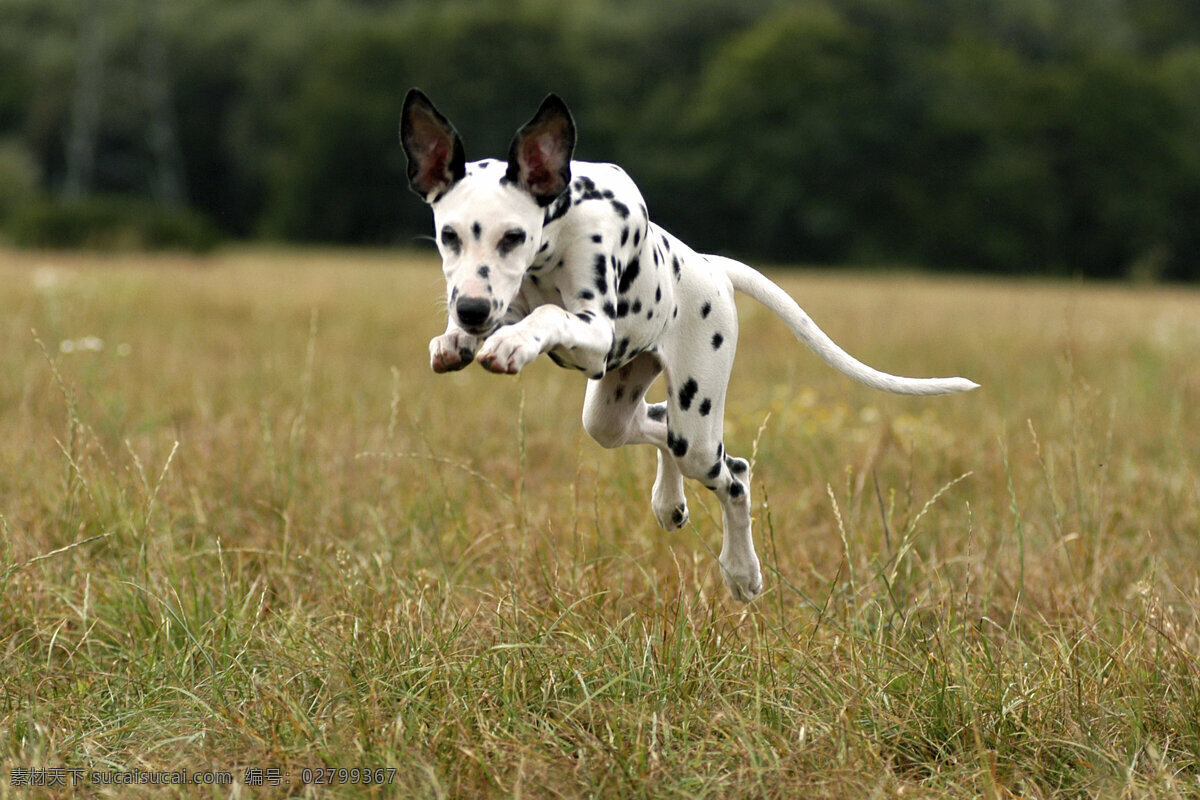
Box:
1;246;1198;798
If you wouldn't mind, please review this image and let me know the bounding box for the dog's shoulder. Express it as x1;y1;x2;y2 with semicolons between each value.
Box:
542;161;647;229
571;161;639;195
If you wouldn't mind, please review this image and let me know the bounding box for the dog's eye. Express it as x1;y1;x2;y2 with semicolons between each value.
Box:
498;229;526;254
440;226;461;252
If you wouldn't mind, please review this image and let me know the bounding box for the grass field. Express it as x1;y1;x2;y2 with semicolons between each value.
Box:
1;246;1198;798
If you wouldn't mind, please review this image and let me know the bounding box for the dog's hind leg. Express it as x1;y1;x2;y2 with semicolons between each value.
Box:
658;282;761;602
645;403;688;531
580;352;688;531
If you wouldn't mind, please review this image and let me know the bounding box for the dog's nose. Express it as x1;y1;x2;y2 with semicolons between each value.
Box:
455;296;492;329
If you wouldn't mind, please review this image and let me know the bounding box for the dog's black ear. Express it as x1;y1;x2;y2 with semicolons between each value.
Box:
400;88;466;202
505;94;575;206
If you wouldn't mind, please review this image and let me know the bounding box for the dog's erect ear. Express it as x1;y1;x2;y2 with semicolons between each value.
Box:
400;88;466;202
505;94;576;207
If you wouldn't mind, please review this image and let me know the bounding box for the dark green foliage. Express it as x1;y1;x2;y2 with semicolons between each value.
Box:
2;0;1200;277
7;196;221;253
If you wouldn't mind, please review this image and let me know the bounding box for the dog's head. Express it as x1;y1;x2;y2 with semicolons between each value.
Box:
400;89;575;336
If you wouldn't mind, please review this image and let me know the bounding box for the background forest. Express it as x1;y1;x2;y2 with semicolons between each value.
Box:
2;0;1200;279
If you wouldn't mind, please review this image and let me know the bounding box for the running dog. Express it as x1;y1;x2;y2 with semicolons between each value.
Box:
400;90;977;601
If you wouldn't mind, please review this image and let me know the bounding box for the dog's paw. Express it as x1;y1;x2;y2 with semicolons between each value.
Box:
430;331;478;373
476;327;542;375
653;501;689;531
652;452;688;530
719;552;763;603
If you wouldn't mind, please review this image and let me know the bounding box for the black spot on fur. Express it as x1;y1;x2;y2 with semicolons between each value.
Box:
701;302;712;318
672;257;681;280
699;398;712;416
594;254;608;293
706;461;722;480
591;234;603;244
631;299;642;314
578;289;595;301
620;227;629;246
616;300;629;317
544;194;571;224
611;200;630;219
725;456;749;474
647;403;667;422
617;257;640;294
711;332;723;350
613;385;625;403
471;221;482;240
728;480;745;498
678;378;699;410
477;265;490;278
668;431;689;458
602;301;616;318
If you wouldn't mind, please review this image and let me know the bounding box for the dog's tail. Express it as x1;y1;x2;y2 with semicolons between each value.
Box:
721;259;979;396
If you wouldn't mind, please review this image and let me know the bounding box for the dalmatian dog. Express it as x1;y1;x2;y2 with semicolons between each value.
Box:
400;89;977;602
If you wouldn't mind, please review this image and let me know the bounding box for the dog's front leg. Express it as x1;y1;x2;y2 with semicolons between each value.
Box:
429;321;481;373
476;305;612;376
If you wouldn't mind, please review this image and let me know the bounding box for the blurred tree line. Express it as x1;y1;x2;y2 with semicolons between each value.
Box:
2;0;1199;278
